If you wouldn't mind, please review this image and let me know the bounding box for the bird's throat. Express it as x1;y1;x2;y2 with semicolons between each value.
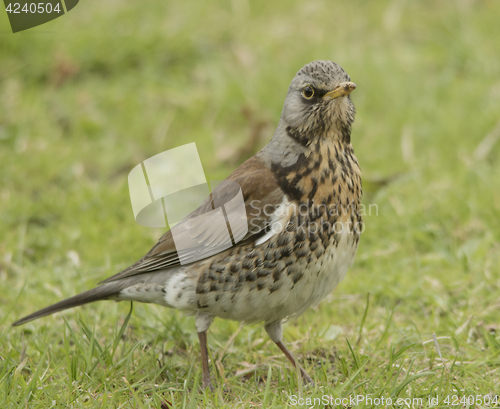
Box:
270;137;362;212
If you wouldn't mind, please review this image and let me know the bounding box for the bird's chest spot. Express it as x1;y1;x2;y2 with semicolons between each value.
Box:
273;139;362;209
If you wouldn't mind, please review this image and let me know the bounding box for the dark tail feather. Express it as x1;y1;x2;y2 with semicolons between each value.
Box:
12;282;124;326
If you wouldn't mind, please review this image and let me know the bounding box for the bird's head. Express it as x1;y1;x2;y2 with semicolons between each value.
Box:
281;60;356;145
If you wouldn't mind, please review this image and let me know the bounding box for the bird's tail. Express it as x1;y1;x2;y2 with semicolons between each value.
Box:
11;282;125;326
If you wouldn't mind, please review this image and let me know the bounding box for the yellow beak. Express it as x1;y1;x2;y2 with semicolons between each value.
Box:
323;82;357;100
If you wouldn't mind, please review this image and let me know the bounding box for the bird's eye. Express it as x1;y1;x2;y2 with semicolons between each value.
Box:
302;86;314;99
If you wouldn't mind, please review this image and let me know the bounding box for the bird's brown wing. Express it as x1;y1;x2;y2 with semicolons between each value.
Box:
100;156;283;283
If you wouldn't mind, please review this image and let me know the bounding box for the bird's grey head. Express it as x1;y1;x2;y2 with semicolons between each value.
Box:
280;60;356;145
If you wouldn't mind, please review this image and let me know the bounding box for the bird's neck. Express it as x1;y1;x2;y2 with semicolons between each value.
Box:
261;121;362;210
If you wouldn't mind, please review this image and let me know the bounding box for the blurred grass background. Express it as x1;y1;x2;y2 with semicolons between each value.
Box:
1;0;500;407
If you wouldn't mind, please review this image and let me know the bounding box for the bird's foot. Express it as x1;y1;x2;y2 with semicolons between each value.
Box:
201;378;214;392
301;369;315;386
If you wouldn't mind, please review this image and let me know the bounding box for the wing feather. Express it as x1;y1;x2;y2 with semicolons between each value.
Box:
100;156;282;283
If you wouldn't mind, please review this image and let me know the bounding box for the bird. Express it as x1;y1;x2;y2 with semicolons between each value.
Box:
12;60;363;391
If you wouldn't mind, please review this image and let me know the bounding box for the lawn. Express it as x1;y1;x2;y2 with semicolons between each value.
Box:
1;0;500;407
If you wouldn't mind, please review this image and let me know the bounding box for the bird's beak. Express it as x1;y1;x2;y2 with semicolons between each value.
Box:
323;82;357;100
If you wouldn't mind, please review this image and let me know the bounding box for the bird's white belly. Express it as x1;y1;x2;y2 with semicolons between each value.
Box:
276;228;358;321
212;226;359;324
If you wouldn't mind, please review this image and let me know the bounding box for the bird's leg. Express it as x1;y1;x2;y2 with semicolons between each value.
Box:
275;340;314;384
265;320;314;385
196;313;214;391
197;330;213;391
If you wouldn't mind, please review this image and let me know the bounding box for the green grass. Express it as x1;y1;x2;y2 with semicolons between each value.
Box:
2;0;500;407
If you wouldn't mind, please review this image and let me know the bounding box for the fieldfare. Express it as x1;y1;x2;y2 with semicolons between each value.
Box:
13;60;363;390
